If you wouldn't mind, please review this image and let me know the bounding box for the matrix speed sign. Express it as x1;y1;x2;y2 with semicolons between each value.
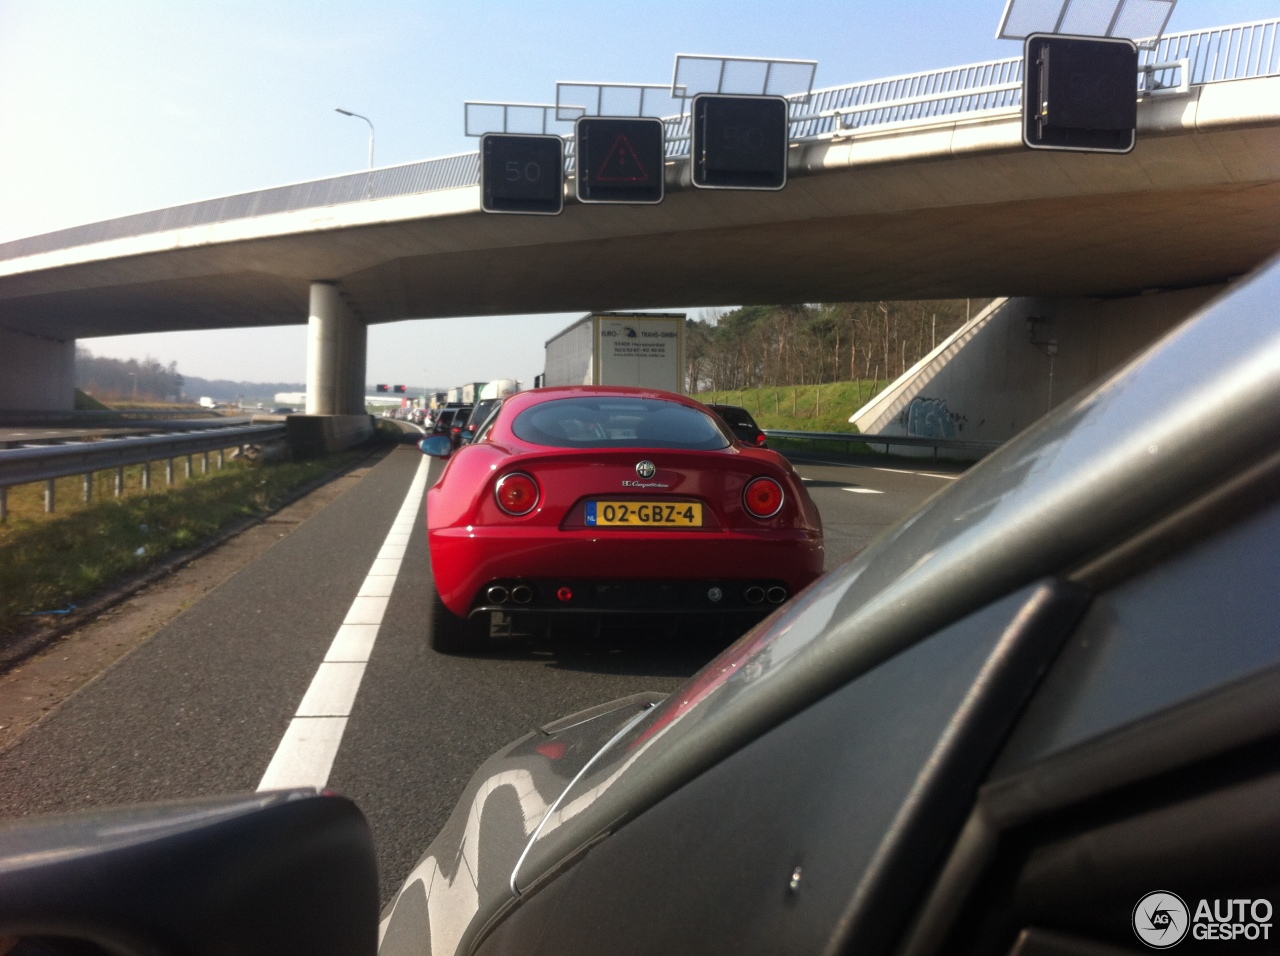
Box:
692;94;789;190
575;117;665;204
481;133;565;215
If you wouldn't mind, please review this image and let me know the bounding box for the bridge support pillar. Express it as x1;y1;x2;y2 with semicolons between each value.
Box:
306;282;366;415
0;328;75;411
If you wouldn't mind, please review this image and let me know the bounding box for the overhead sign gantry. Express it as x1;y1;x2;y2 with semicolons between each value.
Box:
998;0;1179;154
467;54;817;213
1022;34;1138;153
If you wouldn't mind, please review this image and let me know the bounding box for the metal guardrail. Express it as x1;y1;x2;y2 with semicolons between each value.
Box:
0;409;221;424
0;18;1275;263
765;429;1002;460
0;423;286;521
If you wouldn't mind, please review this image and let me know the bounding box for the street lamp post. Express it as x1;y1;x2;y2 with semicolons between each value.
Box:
335;108;375;169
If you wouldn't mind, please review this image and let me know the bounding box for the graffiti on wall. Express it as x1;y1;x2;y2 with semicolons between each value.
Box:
900;396;965;438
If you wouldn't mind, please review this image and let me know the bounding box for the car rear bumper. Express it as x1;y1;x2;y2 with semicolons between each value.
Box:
430;526;824;616
471;577;794;618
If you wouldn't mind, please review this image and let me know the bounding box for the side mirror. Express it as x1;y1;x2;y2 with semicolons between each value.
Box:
0;790;379;956
419;435;452;458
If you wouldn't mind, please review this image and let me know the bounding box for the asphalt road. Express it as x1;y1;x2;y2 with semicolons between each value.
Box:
0;442;958;901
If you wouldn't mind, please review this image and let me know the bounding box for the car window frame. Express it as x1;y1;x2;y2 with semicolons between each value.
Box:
473;400;504;443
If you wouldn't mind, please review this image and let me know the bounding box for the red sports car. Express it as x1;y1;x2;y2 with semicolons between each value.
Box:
418;386;824;651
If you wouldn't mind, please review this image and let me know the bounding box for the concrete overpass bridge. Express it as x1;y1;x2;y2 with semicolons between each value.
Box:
2;17;1278;437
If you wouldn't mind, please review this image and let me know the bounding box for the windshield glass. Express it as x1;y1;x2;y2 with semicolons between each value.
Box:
512;397;730;450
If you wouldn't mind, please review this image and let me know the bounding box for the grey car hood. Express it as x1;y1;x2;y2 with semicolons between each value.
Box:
377;693;662;956
512;258;1280;890
381;256;1280;955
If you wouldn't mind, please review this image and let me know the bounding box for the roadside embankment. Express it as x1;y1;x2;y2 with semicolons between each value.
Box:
0;443;383;651
693;380;883;433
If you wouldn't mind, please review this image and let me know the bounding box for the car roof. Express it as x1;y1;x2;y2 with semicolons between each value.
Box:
505;385;709;413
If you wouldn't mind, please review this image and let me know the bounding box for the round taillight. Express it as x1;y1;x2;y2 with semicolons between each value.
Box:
495;472;540;516
743;477;784;519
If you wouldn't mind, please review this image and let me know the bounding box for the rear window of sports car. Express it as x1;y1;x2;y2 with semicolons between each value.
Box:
512;397;731;450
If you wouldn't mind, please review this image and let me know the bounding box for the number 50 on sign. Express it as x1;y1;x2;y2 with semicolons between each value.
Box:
481;133;565;215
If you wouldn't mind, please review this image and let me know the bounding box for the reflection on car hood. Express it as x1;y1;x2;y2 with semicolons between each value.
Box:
510;258;1280;891
377;693;662;956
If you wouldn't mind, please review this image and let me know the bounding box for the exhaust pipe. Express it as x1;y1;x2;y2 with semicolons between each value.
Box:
744;586;766;605
511;584;534;604
766;586;788;605
486;585;509;604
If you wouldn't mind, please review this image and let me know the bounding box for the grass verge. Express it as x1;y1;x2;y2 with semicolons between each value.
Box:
694;380;886;433
0;450;367;640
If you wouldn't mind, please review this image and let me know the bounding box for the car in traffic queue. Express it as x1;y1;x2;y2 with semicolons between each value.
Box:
4;255;1277;956
417;386;825;651
428;403;473;446
429;407;458;438
705;402;768;447
457;397;502;445
447;405;473;447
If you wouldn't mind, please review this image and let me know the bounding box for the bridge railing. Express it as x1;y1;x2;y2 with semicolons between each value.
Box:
2;17;1276;263
1153;18;1280;83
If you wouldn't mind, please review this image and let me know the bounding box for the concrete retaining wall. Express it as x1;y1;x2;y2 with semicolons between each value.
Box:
852;285;1226;453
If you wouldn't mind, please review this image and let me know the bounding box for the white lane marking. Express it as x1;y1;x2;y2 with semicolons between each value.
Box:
868;465;959;480
258;455;429;791
296;662;368;716
356;576;396;597
792;456;959;480
344;596;390;624
842;487;884;494
261;718;349;790
326;624;380;660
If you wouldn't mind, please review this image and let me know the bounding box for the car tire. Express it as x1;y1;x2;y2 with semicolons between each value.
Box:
429;588;485;653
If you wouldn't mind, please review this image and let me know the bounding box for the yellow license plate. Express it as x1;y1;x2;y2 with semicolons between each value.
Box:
586;501;703;527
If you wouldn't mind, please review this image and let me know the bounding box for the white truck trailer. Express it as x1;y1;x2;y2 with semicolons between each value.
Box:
479;379;521;400
542;312;686;393
447;382;488;404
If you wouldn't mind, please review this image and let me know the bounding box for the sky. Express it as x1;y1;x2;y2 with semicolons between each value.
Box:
1;0;1273;391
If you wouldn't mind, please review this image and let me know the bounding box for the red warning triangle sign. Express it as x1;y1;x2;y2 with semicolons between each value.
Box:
596;134;650;183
